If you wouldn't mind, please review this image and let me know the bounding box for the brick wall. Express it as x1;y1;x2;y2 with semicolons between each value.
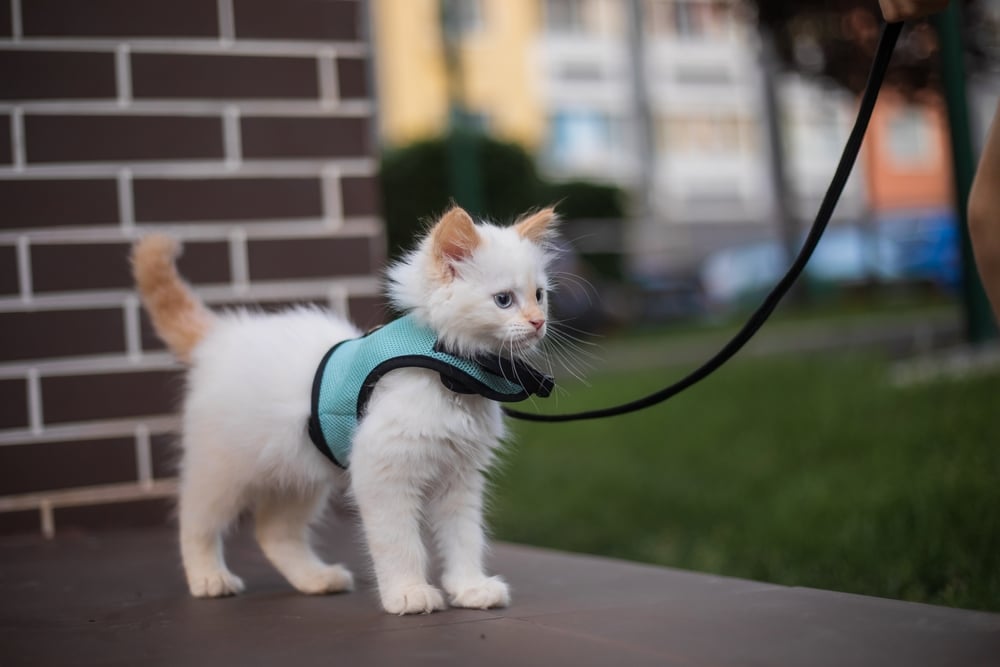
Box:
0;0;385;536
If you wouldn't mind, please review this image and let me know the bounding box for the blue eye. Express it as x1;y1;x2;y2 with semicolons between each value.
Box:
494;291;514;309
536;288;545;302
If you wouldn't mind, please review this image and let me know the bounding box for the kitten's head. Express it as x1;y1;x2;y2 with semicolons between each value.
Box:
387;206;559;359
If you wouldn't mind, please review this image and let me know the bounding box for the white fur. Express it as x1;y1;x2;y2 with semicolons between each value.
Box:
174;219;553;614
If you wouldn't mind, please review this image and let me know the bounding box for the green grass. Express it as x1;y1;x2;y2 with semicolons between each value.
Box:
489;348;1000;612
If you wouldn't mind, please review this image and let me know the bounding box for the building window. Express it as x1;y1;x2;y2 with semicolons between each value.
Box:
791;104;844;157
646;0;736;39
887;107;933;165
544;0;587;33
442;0;484;34
558;62;604;82
657;114;751;154
646;0;673;35
547;109;615;167
674;63;732;84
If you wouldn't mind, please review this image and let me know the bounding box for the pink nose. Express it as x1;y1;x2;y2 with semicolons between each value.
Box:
529;318;545;331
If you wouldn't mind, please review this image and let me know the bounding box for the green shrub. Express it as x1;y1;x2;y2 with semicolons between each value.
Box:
378;133;625;265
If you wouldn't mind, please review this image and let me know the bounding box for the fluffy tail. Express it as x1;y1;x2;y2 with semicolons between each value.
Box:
131;235;215;364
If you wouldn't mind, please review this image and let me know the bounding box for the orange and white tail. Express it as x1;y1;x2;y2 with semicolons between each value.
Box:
131;235;215;364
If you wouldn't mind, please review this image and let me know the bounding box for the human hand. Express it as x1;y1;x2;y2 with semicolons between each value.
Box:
878;0;951;22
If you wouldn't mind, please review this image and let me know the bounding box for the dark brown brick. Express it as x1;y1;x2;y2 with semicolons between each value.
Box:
348;295;388;330
0;2;11;37
0;510;41;536
41;369;183;424
132;53;319;100
337;56;369;100
150;433;178;479
140;310;166;353
0;378;29;430
25;114;225;163
174;242;233;285
0;113;11;165
22;0;219;37
0;437;136;495
31;241;230;293
0;179;119;230
241;116;371;159
54;497;172;533
340;175;379;217
0;246;18;295
134;177;323;223
0;51;116;100
0;309;126;362
247;236;373;281
233;0;359;41
31;243;131;293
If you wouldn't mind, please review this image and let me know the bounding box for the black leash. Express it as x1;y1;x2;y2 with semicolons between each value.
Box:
504;21;903;424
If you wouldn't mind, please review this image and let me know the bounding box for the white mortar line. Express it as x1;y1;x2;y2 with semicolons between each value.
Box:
40;500;54;539
327;284;349;316
217;0;235;46
0;215;381;244
135;423;153;489
117;168;135;231
0;353;177;379
0;156;376;179
16;235;31;303
124;295;142;362
223;105;242;170
0;479;179;513
0;39;369;57
0;415;181;447
0;100;373;116
318;48;339;110
321;165;344;227
229;227;249;294
26;367;42;435
10;108;24;170
0;272;382;319
10;0;21;40
115;44;132;108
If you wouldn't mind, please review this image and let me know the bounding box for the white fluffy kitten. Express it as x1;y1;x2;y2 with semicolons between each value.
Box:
132;206;558;614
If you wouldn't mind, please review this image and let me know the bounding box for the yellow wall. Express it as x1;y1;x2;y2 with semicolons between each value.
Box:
372;0;544;149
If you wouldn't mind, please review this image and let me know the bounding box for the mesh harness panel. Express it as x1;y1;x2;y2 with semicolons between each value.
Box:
307;314;554;468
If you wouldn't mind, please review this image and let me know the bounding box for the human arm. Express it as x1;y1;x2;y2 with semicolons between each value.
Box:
878;0;950;22
968;102;1000;323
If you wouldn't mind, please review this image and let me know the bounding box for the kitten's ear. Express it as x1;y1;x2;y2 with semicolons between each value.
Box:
514;207;559;244
431;206;480;272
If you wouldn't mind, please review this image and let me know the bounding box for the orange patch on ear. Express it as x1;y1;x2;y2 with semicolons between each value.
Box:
513;207;558;243
431;206;480;275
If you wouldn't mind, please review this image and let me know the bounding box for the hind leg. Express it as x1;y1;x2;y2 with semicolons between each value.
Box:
254;485;354;595
178;461;247;598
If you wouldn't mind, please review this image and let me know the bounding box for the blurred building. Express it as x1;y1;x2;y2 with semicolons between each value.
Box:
374;0;544;147
372;0;957;278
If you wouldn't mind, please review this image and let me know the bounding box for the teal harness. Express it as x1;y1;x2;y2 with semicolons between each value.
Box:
307;314;554;468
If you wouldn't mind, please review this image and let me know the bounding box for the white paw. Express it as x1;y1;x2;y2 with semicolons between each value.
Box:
188;570;245;598
446;575;510;610
291;564;355;595
381;583;447;615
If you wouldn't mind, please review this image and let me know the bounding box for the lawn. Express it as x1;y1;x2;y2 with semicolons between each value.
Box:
489;341;1000;612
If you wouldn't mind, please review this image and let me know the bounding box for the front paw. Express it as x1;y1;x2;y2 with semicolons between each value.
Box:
446;575;510;610
381;583;447;615
291;563;355;595
188;570;245;598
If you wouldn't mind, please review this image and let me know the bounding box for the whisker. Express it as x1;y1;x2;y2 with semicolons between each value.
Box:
546;317;605;340
546;325;602;350
545;329;601;363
